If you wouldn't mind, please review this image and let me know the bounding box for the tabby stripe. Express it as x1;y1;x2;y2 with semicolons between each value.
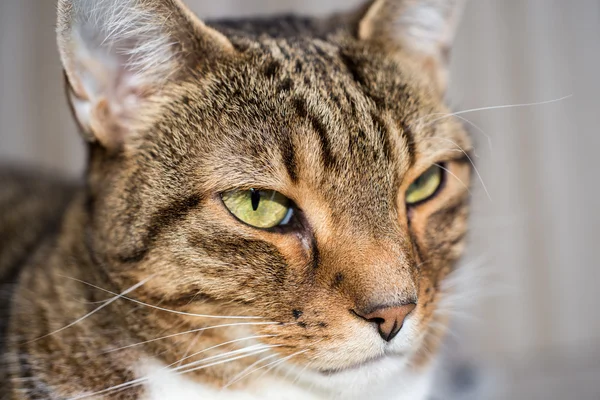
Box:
278;77;294;92
293;97;335;168
278;128;299;183
312;115;335;168
400;121;417;166
340;52;386;108
263;60;281;79
410;230;426;268
17;345;36;397
446;231;467;247
190;232;288;288
339;52;366;87
292;97;308;120
342;51;419;166
16;307;53;398
428;196;468;231
146;291;212;308
311;237;321;270
370;112;394;163
117;194;202;263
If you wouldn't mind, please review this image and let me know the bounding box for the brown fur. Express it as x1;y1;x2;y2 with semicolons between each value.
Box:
0;0;472;398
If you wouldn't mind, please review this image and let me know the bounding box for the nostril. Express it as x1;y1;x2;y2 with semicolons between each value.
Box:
367;317;385;325
352;303;417;342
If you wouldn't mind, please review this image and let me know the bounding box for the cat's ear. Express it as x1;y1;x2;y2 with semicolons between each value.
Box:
355;0;466;94
57;0;233;149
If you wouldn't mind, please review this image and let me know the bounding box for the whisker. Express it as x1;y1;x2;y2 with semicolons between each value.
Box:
256;353;302;380
172;344;281;373
417;94;572;164
174;347;274;377
177;331;202;367
165;335;278;370
222;353;281;389
103;322;277;354
67;376;149;400
425;137;491;201
449;114;492;153
60;275;264;319
450;94;573;116
434;163;471;194
222;349;309;389
246;339;323;387
68;346;276;399
418;94;573;127
418;113;493;153
290;361;312;386
27;276;153;344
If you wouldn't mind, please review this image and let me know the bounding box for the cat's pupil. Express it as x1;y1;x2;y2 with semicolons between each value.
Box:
250;189;260;211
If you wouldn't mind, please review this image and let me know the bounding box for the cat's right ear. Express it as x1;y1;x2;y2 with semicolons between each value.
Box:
57;0;234;150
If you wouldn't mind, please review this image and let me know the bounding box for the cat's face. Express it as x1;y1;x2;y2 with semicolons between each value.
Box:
59;0;470;383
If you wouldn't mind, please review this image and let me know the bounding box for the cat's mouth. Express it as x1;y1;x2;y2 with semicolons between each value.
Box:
316;353;406;376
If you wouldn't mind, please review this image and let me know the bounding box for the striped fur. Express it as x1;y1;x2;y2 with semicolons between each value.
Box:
0;0;472;399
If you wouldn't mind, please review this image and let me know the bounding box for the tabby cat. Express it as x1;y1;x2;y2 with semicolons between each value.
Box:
0;0;472;398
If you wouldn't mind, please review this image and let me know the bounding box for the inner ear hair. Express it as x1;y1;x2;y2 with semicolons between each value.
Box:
56;0;234;150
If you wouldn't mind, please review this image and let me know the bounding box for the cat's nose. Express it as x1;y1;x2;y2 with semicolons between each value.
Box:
353;303;416;342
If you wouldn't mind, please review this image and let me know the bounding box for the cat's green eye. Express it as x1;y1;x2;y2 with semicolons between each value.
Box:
221;189;293;229
405;165;444;205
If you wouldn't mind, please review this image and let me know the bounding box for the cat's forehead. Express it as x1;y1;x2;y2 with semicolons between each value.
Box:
150;30;462;225
185;33;436;157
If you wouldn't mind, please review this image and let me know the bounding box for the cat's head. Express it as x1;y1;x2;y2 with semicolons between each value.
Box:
58;0;470;387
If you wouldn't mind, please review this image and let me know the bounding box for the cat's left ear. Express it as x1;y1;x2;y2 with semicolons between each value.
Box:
356;0;466;94
57;0;234;149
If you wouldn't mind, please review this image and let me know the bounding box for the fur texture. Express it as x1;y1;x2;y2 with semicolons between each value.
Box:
0;0;472;398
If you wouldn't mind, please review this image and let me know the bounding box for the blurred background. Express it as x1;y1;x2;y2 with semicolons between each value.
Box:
1;1;599;399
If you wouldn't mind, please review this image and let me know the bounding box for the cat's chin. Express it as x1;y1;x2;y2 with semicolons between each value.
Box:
283;354;408;391
139;353;433;400
315;353;406;376
276;354;434;400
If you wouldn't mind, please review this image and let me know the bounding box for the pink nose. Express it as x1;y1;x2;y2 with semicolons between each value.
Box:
354;303;416;342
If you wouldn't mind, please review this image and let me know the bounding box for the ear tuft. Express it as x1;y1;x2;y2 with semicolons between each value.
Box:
57;0;233;149
357;0;466;93
59;0;175;81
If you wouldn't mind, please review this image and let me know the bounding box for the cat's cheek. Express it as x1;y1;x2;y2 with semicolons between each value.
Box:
396;161;471;366
405;161;471;278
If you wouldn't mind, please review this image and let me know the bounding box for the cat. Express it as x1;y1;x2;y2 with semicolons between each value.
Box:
0;0;472;399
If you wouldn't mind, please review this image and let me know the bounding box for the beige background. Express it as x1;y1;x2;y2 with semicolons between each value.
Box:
1;1;599;398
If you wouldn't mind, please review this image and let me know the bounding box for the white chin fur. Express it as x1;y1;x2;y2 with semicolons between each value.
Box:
139;355;435;400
